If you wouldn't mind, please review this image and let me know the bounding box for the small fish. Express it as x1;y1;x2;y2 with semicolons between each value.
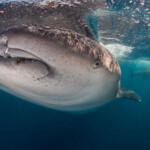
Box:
0;10;4;14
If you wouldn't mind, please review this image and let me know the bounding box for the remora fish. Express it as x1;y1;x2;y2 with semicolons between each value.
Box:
0;24;141;112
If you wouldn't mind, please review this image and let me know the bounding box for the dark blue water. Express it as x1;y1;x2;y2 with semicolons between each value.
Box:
0;0;150;150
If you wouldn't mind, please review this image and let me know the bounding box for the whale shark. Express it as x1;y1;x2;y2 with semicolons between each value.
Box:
120;58;150;80
132;70;150;80
0;24;141;112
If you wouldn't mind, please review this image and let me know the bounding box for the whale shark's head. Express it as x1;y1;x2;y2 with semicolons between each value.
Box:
0;25;140;112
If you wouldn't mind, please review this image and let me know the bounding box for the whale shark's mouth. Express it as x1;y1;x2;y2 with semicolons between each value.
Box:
0;39;57;79
0;56;53;79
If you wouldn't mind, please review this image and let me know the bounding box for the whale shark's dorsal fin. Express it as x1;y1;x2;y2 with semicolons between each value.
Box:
116;87;141;102
0;0;104;41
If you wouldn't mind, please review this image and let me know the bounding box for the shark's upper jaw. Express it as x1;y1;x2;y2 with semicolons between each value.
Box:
1;24;121;75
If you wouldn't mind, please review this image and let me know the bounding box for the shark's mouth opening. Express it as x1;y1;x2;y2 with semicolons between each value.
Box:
0;34;57;79
0;56;53;79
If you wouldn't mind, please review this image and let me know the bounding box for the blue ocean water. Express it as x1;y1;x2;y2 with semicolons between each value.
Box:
0;0;150;150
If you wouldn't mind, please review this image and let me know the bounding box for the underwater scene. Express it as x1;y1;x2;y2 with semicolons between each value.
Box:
0;0;150;150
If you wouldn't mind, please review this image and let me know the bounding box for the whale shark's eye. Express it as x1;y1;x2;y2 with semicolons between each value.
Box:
93;61;101;69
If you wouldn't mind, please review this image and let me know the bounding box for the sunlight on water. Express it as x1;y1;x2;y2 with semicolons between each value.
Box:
102;43;133;59
92;4;150;76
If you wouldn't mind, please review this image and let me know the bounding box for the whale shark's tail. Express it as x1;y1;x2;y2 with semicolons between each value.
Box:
116;87;141;102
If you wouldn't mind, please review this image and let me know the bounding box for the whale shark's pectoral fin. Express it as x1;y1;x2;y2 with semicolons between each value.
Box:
116;87;141;102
